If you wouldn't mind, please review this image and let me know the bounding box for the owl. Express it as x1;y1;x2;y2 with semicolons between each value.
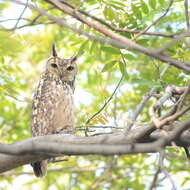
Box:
31;44;77;177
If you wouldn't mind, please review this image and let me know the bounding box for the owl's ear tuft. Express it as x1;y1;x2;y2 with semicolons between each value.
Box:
71;54;77;62
52;44;57;57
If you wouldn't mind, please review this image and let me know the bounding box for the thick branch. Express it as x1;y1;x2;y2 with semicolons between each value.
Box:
0;119;190;173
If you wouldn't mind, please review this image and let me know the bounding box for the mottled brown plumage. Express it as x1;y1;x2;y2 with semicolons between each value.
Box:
31;45;77;177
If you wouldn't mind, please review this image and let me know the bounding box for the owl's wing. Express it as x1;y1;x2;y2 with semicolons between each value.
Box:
31;79;61;136
31;77;75;136
31;94;54;136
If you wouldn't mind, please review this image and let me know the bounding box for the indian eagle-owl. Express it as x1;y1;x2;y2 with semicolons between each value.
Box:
31;45;77;177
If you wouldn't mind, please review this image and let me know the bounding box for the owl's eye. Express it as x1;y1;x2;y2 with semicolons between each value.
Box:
51;64;58;68
67;66;74;71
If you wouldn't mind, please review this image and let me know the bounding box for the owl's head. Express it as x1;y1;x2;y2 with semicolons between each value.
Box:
46;44;77;82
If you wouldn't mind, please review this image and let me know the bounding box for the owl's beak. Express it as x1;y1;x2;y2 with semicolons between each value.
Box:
59;70;64;78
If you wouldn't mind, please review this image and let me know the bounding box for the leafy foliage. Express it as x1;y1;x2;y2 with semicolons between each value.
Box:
0;0;190;189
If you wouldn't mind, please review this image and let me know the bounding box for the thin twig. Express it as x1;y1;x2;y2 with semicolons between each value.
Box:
0;21;55;31
163;169;177;190
160;64;171;78
85;76;124;125
126;88;156;132
126;65;170;131
176;81;190;111
158;151;177;190
152;85;189;129
183;146;190;161
0;18;31;23
184;0;190;30
1;7;56;31
13;0;29;30
85;52;125;126
84;72;123;136
49;158;68;163
148;155;162;190
148;168;160;190
157;30;190;53
153;104;190;128
30;6;55;24
133;0;174;40
151;85;189;127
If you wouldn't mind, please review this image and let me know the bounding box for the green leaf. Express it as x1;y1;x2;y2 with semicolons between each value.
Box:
104;6;115;20
159;0;165;5
124;54;136;60
0;2;9;12
136;9;142;20
110;0;125;7
119;61;128;79
137;39;149;46
132;5;142;20
90;40;97;53
149;0;156;9
0;56;4;64
101;46;120;54
78;40;89;55
0;31;23;57
141;1;149;14
102;60;117;72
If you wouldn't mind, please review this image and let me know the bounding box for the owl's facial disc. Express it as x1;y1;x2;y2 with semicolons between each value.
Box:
47;55;77;82
60;63;77;82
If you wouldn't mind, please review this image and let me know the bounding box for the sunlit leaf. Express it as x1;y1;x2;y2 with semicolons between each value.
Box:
101;46;120;54
141;1;149;14
149;0;156;9
78;40;89;55
102;60;117;72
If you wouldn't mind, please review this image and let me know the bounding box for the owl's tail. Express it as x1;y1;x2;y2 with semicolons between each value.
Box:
31;160;48;178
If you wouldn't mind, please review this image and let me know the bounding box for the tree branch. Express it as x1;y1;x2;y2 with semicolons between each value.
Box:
13;0;29;30
12;0;190;73
126;65;171;131
0;118;190;173
60;0;176;38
